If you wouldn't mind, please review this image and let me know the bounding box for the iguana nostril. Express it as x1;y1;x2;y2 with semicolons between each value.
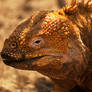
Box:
1;52;13;60
1;53;9;59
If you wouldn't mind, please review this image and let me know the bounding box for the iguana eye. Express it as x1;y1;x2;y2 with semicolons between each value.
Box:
10;42;17;49
29;37;45;49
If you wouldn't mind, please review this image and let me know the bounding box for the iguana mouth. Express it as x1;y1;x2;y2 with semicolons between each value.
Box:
1;53;45;65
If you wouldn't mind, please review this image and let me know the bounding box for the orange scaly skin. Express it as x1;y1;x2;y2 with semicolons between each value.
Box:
1;0;92;92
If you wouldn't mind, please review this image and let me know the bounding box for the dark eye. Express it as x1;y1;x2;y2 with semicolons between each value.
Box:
10;42;17;48
29;37;45;49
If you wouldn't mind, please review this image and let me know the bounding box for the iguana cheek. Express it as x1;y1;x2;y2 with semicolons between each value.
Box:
31;56;62;69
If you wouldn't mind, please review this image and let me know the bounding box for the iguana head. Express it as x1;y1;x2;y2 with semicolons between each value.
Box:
1;9;88;79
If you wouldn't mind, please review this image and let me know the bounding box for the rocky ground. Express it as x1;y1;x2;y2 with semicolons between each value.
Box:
0;0;65;92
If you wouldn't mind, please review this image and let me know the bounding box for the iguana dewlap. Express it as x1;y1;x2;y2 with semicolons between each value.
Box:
1;0;92;92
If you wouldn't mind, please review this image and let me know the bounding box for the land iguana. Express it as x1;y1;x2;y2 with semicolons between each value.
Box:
1;0;92;92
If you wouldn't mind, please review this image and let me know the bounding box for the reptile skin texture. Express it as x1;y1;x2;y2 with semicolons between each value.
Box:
1;0;92;92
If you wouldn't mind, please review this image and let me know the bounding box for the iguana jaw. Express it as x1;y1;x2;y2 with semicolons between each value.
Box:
1;54;45;67
1;53;57;70
3;56;43;64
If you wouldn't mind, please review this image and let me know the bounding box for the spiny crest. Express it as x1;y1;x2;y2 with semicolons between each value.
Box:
64;0;92;15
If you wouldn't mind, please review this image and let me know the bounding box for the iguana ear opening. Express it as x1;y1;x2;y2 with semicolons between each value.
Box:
28;37;45;49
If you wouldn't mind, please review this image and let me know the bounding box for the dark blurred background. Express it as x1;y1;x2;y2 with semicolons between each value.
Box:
0;0;65;92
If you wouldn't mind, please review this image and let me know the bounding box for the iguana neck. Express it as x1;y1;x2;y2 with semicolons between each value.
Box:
51;78;76;92
67;6;92;73
50;7;92;92
68;9;92;52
